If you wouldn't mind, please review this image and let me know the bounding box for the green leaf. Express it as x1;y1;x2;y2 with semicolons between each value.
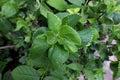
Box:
118;44;120;52
37;68;46;76
33;27;47;39
62;14;81;27
50;65;66;79
48;45;69;68
79;12;88;24
1;2;18;17
28;35;50;67
68;0;85;6
110;62;119;79
104;0;115;6
92;28;99;41
116;61;120;78
57;25;81;52
69;53;80;61
44;76;59;80
85;70;94;80
46;31;58;45
59;25;81;46
104;0;117;13
113;4;120;12
48;12;62;31
0;18;12;32
56;12;69;20
78;27;99;47
12;65;40;80
19;56;27;64
94;69;105;80
100;16;113;25
104;0;111;5
15;0;27;6
46;0;68;11
3;71;14;80
64;40;78;53
85;59;97;70
112;13;120;24
67;8;80;14
29;35;49;58
25;36;30;43
0;61;6;72
58;38;78;53
67;63;82;71
40;1;52;18
0;0;7;6
15;19;29;31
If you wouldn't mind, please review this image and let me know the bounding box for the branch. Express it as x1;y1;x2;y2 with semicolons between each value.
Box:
84;0;91;6
0;45;15;50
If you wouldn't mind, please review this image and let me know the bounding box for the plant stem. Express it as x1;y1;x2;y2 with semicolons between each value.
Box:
0;45;14;50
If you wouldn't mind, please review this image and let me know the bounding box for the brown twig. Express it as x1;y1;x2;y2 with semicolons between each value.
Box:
0;45;14;50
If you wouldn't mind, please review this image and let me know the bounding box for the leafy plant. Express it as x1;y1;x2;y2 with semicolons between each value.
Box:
0;0;120;80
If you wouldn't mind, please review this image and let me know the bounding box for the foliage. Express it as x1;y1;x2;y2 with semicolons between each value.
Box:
0;0;120;80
